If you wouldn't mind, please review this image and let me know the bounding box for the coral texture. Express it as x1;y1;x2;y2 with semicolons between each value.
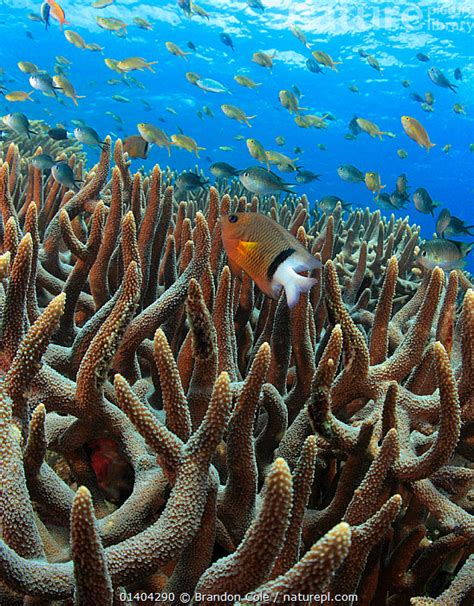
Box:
0;140;472;606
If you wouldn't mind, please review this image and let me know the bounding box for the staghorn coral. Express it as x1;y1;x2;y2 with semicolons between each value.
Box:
0;140;472;606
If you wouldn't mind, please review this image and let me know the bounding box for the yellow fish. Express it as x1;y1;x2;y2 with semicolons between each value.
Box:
86;42;104;52
312;50;341;71
290;25;310;48
171;134;205;157
295;114;328;129
365;172;385;194
221;104;256;127
5;91;35;102
137;122;172;155
401;116;436;152
185;71;201;85
53;75;85;106
17;61;39;74
117;57;158;73
246;138;269;169
104;58;124;73
234;75;261;88
265;150;299;172
56;55;72;66
133;17;153;30
356;118;388;140
96;17;127;33
92;0;115;7
192;3;210;19
279;90;307;114
64;30;87;49
252;51;275;70
220;212;321;308
166;42;190;60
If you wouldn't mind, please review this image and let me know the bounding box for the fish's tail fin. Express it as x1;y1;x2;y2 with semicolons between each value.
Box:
146;62;158;73
245;115;257;127
274;259;318;309
284;274;317;308
449;84;458;93
461;242;474;257
427;142;436;152
195;146;206;158
27;91;35;101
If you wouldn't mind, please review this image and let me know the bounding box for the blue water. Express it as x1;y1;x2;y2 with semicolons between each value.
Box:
1;0;473;271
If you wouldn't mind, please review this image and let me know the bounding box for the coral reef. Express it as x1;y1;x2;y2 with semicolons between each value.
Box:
0;139;472;606
1;122;86;164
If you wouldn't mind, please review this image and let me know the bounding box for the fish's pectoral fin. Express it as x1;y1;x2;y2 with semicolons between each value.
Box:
236;241;259;256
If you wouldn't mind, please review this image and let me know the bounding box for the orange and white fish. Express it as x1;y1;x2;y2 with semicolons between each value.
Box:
46;0;69;30
220;212;321;308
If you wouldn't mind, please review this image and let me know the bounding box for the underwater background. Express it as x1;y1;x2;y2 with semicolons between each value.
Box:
0;0;473;271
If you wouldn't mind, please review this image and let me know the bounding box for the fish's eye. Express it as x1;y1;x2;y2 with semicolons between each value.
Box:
228;214;238;223
422;250;427;256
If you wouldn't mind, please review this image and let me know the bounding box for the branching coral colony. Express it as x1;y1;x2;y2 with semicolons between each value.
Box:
0;139;472;606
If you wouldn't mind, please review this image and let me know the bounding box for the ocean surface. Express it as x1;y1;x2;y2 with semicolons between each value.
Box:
1;0;473;271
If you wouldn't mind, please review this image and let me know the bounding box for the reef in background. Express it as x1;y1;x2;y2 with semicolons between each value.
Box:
0;139;472;606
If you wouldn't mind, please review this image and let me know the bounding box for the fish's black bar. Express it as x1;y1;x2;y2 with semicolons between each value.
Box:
267;248;295;280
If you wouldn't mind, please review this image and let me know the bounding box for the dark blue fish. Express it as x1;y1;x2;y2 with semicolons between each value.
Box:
26;31;34;40
295;169;321;184
48;127;69;141
187;41;196;51
306;57;323;74
358;48;369;58
443;216;474;237
428;67;457;93
40;1;50;29
247;0;265;12
416;53;430;62
348;115;361;135
178;0;192;17
220;33;234;51
410;92;424;103
454;67;462;81
389;191;409;209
